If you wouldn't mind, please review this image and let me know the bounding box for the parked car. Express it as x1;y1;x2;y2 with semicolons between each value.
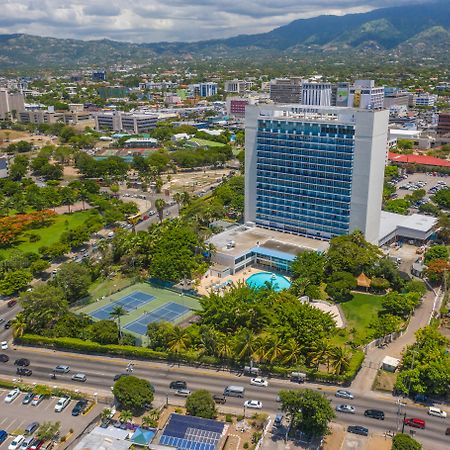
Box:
169;380;187;390
1;341;8;350
0;354;9;362
4;388;20;403
174;389;191;397
0;430;7;444
273;414;283;427
22;392;34;405
8;435;24;450
364;409;385;420
336;404;355;414
213;395;226;404
71;399;88;416
14;358;30;367
24;422;39;435
244;400;262;409
250;377;268;387
71;373;87;382
16;367;32;376
28;439;44;450
31;394;45;406
347;425;369;436
19;437;33;450
54;365;70;374
55;397;70;412
335;390;354;400
403;418;425;429
428;407;447;418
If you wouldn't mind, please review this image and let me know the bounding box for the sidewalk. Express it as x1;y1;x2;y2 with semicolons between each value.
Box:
351;287;440;394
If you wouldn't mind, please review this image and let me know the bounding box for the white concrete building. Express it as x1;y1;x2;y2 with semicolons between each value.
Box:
348;80;384;110
0;88;25;120
94;111;157;133
301;82;332;106
245;104;389;243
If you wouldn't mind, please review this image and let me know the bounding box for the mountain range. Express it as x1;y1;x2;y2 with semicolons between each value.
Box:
0;0;449;69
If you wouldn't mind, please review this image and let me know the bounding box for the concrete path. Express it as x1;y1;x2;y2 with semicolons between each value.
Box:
351;287;441;395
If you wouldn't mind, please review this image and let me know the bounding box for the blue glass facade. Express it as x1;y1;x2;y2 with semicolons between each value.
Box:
255;119;356;239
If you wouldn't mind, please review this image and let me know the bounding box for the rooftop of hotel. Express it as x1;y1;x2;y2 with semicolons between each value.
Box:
379;211;437;242
208;224;329;257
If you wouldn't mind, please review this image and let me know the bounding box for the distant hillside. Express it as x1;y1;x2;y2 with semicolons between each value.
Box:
0;1;448;68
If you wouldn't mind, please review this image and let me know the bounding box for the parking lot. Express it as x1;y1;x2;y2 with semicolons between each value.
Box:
0;388;102;448
391;172;448;200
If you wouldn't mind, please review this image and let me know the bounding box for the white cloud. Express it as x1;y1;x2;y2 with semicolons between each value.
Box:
0;0;433;42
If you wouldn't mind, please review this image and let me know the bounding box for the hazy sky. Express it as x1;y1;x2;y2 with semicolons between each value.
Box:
0;0;431;42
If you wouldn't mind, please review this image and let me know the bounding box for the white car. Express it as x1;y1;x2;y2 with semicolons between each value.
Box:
1;341;8;350
174;389;191;397
244;400;263;409
4;388;20;403
55;396;70;412
336;404;356;414
250;377;268;387
335;390;354;400
428;407;447;418
8;435;24;450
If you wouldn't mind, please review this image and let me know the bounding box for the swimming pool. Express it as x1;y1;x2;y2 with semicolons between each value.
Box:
246;272;291;292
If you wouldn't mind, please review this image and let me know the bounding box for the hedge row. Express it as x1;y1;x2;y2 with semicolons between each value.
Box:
17;335;364;384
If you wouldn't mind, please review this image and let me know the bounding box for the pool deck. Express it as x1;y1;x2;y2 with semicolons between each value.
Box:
197;267;291;296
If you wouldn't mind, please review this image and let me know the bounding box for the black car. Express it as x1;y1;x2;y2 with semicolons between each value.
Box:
364;409;384;420
347;425;369;436
113;373;129;382
14;358;30;367
71;399;88;416
4;320;12;329
170;380;187;390
17;367;32;376
0;354;9;363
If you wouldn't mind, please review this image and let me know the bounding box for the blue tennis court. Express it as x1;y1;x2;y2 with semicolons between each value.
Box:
90;291;156;320
124;302;190;335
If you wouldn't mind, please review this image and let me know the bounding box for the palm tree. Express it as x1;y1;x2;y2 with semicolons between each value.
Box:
167;327;190;353
12;313;27;339
308;340;333;371
141;415;157;429
235;329;258;362
119;410;133;423
328;346;351;375
110;305;127;344
282;339;304;367
101;408;112;421
155;198;166;223
216;334;233;361
262;334;284;364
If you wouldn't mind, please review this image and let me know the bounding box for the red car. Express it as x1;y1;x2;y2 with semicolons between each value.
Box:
28;439;45;450
404;418;426;429
445;427;450;436
7;299;17;307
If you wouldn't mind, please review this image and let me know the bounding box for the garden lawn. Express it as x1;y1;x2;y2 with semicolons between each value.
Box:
0;209;98;257
188;138;226;148
340;293;384;344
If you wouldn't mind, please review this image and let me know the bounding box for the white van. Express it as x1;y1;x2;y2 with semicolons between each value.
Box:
223;385;245;398
428;407;447;418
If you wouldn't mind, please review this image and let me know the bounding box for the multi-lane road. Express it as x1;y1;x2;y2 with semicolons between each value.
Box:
0;343;448;449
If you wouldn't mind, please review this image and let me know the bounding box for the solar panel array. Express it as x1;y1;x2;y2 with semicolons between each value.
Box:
124;302;190;335
90;291;156;320
159;414;225;450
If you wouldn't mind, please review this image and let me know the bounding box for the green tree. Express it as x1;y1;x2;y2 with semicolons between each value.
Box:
325;271;356;302
19;284;69;333
279;389;335;438
384;198;410;215
424;245;449;264
119;410;133;423
52;262;91;303
381;292;420;318
328;346;351;375
155;198;166;223
12;313;27;338
370;314;403;339
88;319;119;344
0;269;33;295
185;390;217;419
110;305;127;343
113;376;154;412
36;421;61;441
392;433;422;450
291;251;325;285
432;187;450;209
167;327;190;353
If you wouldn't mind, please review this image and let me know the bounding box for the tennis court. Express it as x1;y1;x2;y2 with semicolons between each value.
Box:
89;291;156;320
124;302;190;335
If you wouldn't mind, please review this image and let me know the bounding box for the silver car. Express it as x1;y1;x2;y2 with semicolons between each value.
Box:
335;389;354;400
71;373;87;382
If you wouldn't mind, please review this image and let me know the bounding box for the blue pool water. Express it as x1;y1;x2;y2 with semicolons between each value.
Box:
246;272;291;292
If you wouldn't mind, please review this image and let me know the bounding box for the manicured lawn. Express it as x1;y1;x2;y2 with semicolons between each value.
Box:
188;138;226;148
340;292;384;344
0;209;98;257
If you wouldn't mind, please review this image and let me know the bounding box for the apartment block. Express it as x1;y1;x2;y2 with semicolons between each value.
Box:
245;104;389;243
269;78;302;103
94;111;157;133
0;88;25;120
224;79;253;93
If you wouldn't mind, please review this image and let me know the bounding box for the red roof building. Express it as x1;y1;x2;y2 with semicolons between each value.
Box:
388;152;450;167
